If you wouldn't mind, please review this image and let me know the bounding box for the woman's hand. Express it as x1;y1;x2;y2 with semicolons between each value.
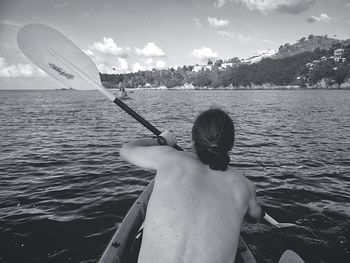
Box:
159;130;177;147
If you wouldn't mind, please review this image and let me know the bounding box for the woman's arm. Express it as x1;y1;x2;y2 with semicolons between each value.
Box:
120;131;177;170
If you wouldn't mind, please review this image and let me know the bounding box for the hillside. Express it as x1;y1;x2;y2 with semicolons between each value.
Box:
272;35;348;59
100;35;350;89
241;49;277;64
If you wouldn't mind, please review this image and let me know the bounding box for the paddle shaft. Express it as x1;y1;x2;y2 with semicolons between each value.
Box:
113;97;183;151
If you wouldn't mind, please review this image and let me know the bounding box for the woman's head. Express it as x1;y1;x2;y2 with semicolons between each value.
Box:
192;108;235;171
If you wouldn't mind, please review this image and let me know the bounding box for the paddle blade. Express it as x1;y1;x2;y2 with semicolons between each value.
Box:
17;23;100;90
277;223;298;228
278;250;305;263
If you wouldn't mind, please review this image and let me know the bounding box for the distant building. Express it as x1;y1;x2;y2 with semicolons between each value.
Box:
334;48;344;62
193;65;203;72
179;83;195;90
220;62;233;69
334;48;344;57
192;65;212;72
241;49;276;64
204;65;213;71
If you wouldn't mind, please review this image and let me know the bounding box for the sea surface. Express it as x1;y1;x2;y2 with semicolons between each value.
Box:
0;89;349;263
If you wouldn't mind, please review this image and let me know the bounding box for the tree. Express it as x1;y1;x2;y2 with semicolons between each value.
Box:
334;64;349;84
308;60;334;84
308;34;315;40
227;57;241;64
192;70;212;87
214;59;223;68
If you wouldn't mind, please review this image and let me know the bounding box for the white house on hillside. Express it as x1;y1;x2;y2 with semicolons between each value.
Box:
192;65;213;72
219;62;234;70
334;48;344;62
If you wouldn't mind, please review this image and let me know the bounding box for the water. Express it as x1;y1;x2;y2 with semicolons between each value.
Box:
0;89;349;262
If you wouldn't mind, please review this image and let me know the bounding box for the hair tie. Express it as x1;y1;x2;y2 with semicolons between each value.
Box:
209;143;220;152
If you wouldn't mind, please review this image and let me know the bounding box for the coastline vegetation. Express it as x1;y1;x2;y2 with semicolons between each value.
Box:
100;35;350;90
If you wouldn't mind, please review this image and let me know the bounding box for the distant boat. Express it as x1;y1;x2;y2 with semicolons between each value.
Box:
56;87;73;90
116;90;131;100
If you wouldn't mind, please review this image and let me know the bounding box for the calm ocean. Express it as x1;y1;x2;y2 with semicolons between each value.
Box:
0;89;349;262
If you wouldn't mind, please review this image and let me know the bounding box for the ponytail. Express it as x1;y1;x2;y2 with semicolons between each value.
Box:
192;108;235;171
196;147;230;171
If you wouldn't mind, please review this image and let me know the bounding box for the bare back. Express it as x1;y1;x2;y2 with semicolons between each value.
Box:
137;150;254;263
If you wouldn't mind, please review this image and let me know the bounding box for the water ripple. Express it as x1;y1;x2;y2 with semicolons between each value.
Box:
1;90;349;262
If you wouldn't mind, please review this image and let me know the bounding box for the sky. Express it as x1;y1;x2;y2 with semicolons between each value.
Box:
0;0;349;89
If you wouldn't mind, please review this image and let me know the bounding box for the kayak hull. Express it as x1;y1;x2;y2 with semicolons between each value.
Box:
99;180;256;263
116;91;130;100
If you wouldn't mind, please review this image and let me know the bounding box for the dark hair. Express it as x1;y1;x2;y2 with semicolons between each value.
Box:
192;108;235;171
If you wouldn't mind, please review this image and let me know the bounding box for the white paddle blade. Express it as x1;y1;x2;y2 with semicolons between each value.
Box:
278;250;305;263
17;23;101;91
277;223;298;228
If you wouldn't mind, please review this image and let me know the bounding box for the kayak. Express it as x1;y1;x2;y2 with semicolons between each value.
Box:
116;91;131;100
16;24;298;263
99;180;257;263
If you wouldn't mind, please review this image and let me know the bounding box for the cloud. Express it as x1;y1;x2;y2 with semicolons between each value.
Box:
83;38;166;73
217;31;251;41
238;0;315;14
0;20;23;27
84;37;132;73
145;58;154;65
0;57;45;77
346;2;350;8
95;57;130;74
261;39;274;44
135;42;165;57
155;60;166;69
133;62;146;72
53;2;68;9
96;64;115;74
117;58;130;72
208;17;229;27
131;59;166;72
237;34;251;41
307;13;331;23
193;18;202;28
190;47;218;61
214;0;232;8
218;30;234;37
83;49;107;66
89;37;130;57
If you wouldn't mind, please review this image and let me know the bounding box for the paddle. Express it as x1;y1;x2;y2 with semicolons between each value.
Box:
16;23;182;151
17;23;297;229
278;250;305;263
262;212;298;228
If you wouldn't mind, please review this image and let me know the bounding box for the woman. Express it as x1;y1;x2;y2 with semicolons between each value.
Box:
120;108;262;263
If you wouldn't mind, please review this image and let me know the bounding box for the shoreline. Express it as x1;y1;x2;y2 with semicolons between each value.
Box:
102;81;350;91
1;87;349;91
107;85;350;91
